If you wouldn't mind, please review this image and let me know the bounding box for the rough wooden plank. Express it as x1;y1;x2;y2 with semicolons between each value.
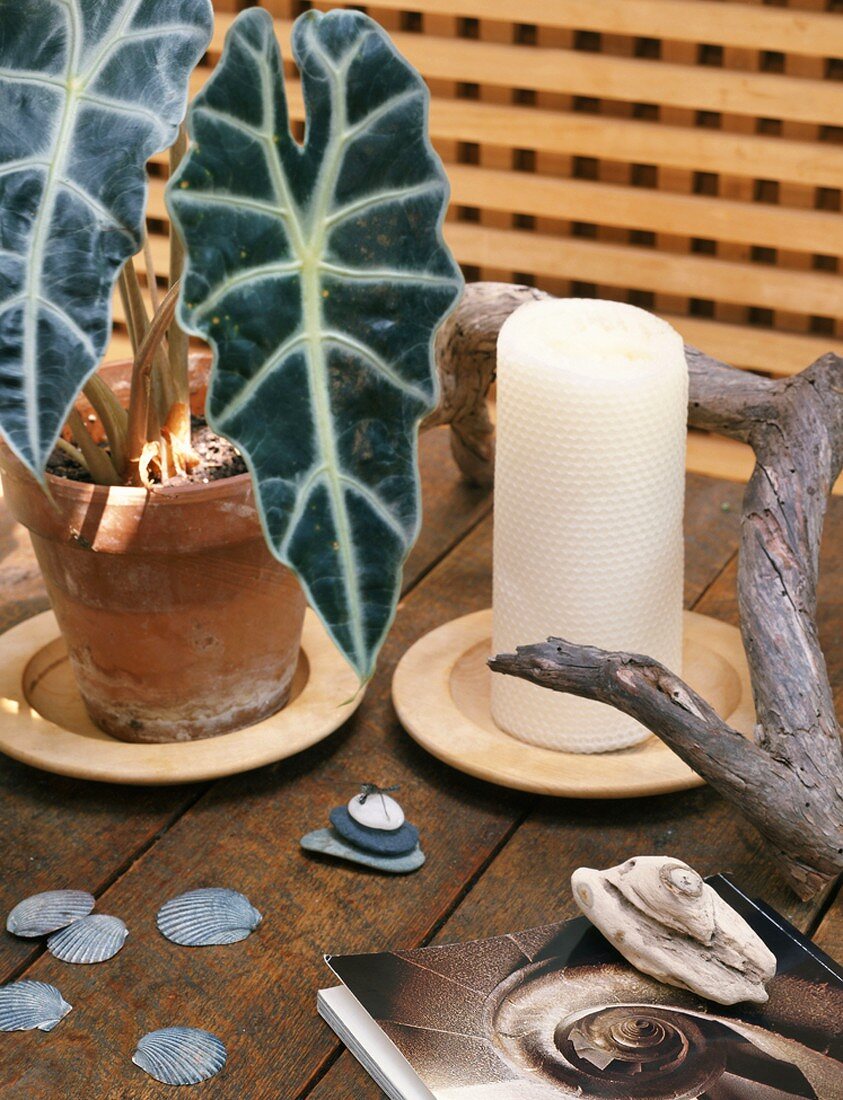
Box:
210;16;843;127
0;428;489;985
447;224;843;316
105;315;843;412
146;168;843;257
0;474;741;1098
137;231;841;354
0;776;202;978
549;0;843;55
162;84;843;191
447;168;843;256
328;0;843;57
687;431;843;496
681;475;744;605
672;318;838;380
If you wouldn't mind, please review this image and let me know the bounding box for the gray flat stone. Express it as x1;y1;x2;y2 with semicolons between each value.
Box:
300;828;425;874
329;807;419;855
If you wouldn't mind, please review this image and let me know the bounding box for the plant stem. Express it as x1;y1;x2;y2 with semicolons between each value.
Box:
141;229;176;421
55;436;88;472
67;409;121;486
118;268;140;355
125;282;182;486
121;255;171;415
82;375;129;477
142;231;161;314
120;258;150;346
168;124;191;416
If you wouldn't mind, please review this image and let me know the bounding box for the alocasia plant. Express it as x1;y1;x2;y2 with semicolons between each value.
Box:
0;0;213;478
167;9;463;680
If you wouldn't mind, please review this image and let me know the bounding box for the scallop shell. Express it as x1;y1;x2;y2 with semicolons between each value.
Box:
132;1027;227;1085
0;980;72;1032
156;888;261;947
47;914;128;964
6;889;95;938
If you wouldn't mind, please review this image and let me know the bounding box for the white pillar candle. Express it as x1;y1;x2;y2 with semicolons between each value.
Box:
491;298;688;753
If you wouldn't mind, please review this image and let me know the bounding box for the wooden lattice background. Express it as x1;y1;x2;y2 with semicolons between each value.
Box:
123;0;843;485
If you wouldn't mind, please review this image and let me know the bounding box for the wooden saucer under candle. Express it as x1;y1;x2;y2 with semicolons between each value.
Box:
392;609;755;799
0;610;362;785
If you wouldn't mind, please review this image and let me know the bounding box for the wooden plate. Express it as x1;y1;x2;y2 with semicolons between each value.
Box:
392;609;755;798
0;610;361;785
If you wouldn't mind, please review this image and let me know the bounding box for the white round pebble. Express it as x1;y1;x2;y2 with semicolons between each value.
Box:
347;793;405;831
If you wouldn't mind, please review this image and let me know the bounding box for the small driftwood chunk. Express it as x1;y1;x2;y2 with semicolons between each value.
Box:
572;856;776;1005
433;283;843;900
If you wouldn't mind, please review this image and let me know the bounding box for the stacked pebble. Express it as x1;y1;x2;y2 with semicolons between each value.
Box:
301;786;425;873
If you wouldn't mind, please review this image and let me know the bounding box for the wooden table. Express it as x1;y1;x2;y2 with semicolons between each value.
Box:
1;427;841;1098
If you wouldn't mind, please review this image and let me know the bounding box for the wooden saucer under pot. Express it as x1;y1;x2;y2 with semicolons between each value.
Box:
0;610;362;785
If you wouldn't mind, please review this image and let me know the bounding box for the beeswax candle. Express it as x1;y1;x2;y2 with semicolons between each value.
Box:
491;298;688;752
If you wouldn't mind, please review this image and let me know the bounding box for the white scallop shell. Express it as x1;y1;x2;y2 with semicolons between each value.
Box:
47;914;128;964
156;888;261;946
6;890;95;938
0;980;72;1032
347;793;405;831
132;1027;227;1085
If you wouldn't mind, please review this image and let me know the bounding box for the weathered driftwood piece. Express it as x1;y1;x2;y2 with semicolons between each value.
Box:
572;856;776;1005
424;282;547;485
431;282;842;899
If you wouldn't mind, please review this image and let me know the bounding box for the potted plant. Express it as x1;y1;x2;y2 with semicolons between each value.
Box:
0;2;462;743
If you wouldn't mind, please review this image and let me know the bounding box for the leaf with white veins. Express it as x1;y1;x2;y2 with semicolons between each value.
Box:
0;0;213;477
167;9;462;679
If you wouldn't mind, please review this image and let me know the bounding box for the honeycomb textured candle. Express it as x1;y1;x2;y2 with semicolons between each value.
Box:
491;299;688;752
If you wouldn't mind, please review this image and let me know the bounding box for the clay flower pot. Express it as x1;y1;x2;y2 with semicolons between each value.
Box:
0;361;306;744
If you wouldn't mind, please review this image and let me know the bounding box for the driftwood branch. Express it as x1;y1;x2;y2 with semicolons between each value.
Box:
425;282;547;485
432;282;843;899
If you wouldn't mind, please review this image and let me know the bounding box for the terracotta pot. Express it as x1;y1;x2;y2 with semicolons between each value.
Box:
0;360;306;744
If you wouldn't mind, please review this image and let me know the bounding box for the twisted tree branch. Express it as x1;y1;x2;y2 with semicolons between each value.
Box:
431;282;843;899
425;282;547;485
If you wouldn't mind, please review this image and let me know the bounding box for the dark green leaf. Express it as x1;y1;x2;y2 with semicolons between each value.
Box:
168;9;462;679
0;0;213;476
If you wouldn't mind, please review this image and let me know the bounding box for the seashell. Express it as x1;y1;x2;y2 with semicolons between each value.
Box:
347;792;405;831
132;1026;227;1085
156;888;261;947
0;980;72;1032
6;889;95;938
47;914;128;964
572;856;777;1005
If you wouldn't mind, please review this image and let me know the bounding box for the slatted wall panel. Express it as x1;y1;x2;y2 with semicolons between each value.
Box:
124;0;843;483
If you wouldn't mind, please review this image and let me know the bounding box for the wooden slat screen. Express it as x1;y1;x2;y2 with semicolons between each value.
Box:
125;0;843;484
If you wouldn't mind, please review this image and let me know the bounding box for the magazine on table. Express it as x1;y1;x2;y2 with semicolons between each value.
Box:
318;876;843;1099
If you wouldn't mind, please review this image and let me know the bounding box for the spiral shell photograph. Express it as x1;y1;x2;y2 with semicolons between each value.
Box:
47;914;128;964
156;887;262;947
132;1026;227;1085
5;889;95;938
327;879;843;1099
0;980;72;1032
